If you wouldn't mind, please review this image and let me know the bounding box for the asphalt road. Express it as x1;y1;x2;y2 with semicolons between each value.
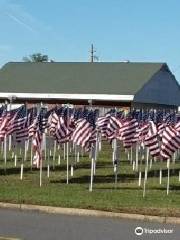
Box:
0;208;179;240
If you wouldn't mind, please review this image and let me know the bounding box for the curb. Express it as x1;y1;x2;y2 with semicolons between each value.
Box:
0;237;21;240
0;202;180;224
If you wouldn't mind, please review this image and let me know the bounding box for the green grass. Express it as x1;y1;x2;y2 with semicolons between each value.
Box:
0;142;180;217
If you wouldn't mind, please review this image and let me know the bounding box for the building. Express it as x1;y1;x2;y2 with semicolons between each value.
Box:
0;62;179;109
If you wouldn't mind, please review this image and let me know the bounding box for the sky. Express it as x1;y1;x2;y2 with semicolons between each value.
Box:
0;0;180;82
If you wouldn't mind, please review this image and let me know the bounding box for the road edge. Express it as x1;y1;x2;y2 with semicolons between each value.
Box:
0;202;179;224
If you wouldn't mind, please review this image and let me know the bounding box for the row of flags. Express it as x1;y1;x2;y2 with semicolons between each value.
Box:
0;105;179;167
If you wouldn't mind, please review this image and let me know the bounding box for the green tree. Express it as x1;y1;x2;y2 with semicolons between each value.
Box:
23;53;49;62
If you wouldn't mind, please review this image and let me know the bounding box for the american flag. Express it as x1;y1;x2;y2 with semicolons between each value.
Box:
105;116;122;140
6;105;27;136
32;130;43;168
16;107;36;142
96;113;111;138
0;105;6;125
120;118;139;148
0;106;24;140
71;110;97;150
144;121;160;157
53;107;75;143
32;108;47;168
160;124;180;160
48;111;59;136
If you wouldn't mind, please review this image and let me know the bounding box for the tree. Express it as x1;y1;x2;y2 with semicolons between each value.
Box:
22;53;49;62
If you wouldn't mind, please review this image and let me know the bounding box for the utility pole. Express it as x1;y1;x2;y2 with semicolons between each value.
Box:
90;44;96;62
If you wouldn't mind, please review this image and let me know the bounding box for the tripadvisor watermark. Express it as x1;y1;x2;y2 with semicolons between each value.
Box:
135;226;174;236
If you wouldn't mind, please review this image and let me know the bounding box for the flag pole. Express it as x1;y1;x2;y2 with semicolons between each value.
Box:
66;105;70;184
143;166;148;197
53;140;56;170
63;143;66;160
58;144;61;165
3;100;9;173
146;147;149;180
47;148;50;178
66;142;69;184
30;140;33;170
20;144;24;180
8;96;13;152
40;155;42;187
14;140;17;167
89;143;96;192
4;134;7;174
167;158;170;195
39;102;44;187
135;143;139;171
89;155;94;192
138;143;144;187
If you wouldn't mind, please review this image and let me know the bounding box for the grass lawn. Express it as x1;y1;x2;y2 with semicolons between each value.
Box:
0;142;180;217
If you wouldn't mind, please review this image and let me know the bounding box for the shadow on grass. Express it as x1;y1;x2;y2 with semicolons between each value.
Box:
0;167;32;175
169;185;180;191
147;168;180;178
50;173;136;184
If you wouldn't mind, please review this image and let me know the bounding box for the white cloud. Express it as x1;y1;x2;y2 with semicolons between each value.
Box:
5;12;35;33
1;1;49;33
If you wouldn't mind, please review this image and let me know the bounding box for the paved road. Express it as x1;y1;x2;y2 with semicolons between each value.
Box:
0;208;179;240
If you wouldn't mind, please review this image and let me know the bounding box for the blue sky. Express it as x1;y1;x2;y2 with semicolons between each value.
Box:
0;0;180;82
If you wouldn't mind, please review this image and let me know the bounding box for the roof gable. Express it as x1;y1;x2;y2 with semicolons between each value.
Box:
134;65;180;106
0;62;164;95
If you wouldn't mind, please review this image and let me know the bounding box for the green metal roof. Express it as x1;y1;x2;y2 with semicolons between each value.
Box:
0;62;165;95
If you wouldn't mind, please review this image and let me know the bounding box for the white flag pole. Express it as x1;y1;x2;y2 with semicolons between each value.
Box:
44;131;47;163
13;137;17;167
47;149;50;178
89;156;94;192
159;157;163;185
30;140;33;170
39;102;44;187
8;97;12;152
58;145;61;165
40;157;42;187
66;105;70;184
70;142;74;177
135;143;139;171
20;150;24;180
53;140;56;170
14;154;17;167
167;158;170;195
3;100;8;173
159;168;162;185
66;141;69;184
63;143;66;160
138;171;142;186
20;163;23;180
146;147;149;170
138;144;143;187
77;146;80;163
143;166;148;197
4;134;7;173
58;154;61;165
